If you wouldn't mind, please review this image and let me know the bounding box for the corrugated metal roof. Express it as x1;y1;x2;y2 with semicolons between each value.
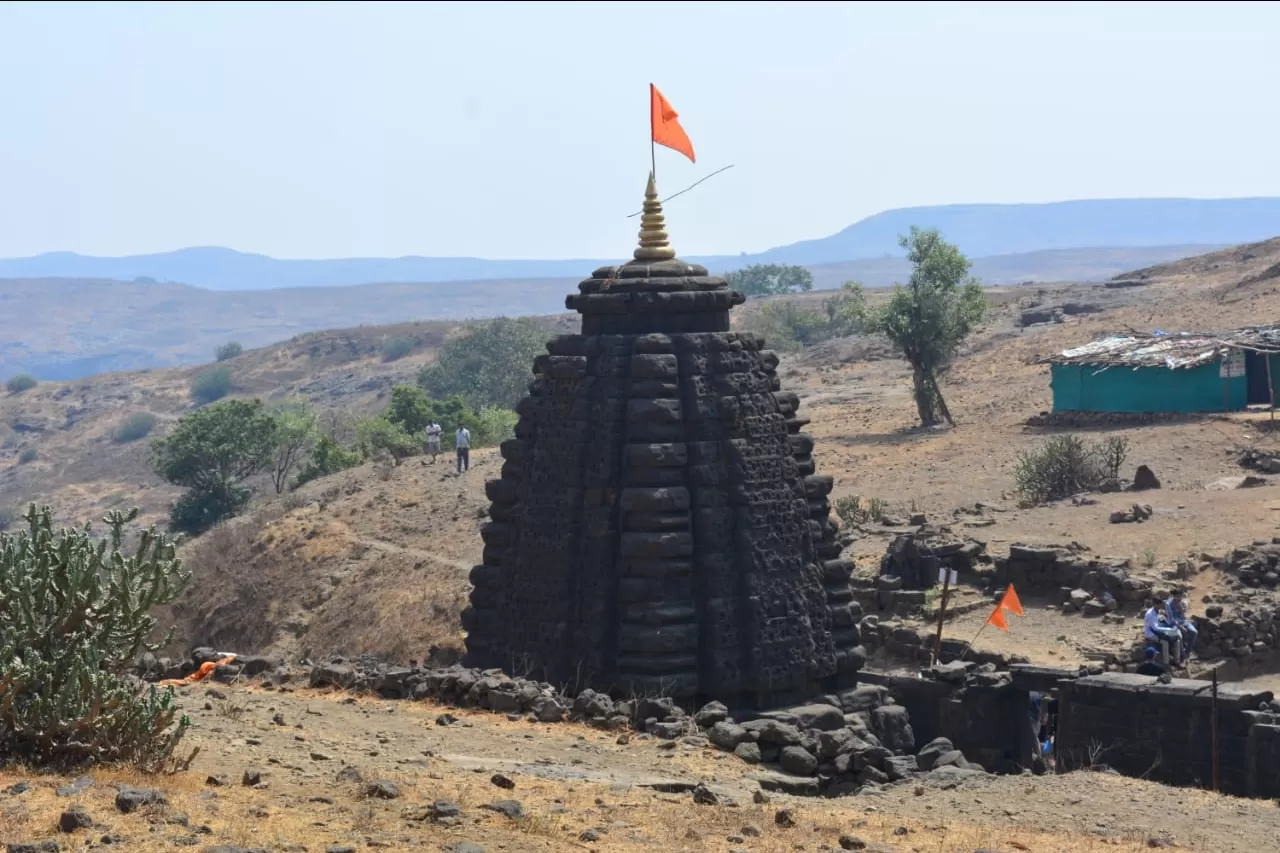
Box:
1040;325;1280;368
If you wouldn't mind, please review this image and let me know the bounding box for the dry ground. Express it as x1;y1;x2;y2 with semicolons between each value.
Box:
1;685;1274;853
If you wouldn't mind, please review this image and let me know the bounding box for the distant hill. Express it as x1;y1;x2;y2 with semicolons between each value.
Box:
1;197;1275;290
0;244;1222;381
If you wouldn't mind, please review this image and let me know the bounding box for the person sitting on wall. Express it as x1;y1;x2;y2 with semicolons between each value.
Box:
1136;646;1167;677
1143;600;1182;666
1165;592;1198;664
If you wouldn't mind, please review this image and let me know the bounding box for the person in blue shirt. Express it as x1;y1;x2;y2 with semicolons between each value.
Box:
1164;593;1197;665
1143;600;1182;666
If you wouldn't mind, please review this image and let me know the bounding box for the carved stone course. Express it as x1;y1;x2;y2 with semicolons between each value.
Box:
462;181;863;709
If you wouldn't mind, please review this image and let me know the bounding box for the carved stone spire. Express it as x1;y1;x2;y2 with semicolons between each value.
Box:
632;172;676;262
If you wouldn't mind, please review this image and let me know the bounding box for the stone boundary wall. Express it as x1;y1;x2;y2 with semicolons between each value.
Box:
1056;673;1280;798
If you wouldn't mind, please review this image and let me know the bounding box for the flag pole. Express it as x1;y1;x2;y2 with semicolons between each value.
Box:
649;83;657;181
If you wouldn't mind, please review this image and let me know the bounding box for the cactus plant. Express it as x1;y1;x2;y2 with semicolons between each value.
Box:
0;504;192;769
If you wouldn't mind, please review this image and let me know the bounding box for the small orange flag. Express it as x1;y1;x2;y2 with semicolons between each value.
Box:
650;83;696;163
999;584;1024;617
986;605;1010;633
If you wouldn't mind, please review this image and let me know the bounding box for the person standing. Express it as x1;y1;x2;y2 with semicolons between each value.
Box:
455;424;471;474
425;421;442;463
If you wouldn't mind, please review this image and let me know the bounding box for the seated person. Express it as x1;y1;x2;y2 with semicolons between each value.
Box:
1165;592;1198;663
1136;646;1167;677
1143;600;1182;665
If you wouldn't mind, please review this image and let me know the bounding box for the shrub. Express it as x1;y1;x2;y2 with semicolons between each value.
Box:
834;495;891;528
381;337;415;363
214;341;244;362
0;505;15;531
17;447;37;465
1014;433;1131;505
293;435;362;488
0;504;192;769
113;411;159;443
474;406;518;446
5;374;37;394
190;366;232;404
356;417;418;464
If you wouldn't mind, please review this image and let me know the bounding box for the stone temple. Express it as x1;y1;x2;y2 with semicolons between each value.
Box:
462;175;863;709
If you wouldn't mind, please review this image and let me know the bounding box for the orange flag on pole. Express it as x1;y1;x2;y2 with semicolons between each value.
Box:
986;605;1010;633
999;584;1024;617
650;84;696;163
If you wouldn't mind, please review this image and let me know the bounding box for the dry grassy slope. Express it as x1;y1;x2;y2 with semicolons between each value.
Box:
0;317;579;528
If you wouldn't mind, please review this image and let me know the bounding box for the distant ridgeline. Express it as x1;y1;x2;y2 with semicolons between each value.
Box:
3;197;1278;290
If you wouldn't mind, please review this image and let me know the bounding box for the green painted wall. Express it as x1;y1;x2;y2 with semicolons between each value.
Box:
1050;361;1248;413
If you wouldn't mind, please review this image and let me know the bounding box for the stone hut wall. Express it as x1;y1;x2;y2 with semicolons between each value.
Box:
1056;673;1280;798
997;544;1153;603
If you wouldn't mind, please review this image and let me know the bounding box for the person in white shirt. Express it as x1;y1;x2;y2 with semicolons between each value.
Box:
1143;600;1182;666
455;425;471;474
424;422;442;463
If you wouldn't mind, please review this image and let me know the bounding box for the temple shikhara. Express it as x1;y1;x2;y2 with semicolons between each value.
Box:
461;173;863;709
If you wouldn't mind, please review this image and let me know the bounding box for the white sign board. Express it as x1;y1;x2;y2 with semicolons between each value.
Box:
1220;350;1246;378
937;567;959;586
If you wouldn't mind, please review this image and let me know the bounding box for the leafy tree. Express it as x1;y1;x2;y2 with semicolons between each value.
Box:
385;385;478;443
190;365;233;404
5;374;37;394
113;411;159;443
267;401;319;493
418;317;546;410
293;435;363;488
474;405;518;446
0;504;191;769
837;227;986;427
355;416;417;464
726;264;814;298
215;341;244;362
151;399;278;534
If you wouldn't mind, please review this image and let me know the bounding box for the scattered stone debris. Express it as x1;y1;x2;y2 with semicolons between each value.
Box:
1109;503;1154;524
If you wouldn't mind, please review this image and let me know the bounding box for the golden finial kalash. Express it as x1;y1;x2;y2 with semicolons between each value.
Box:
631;172;676;262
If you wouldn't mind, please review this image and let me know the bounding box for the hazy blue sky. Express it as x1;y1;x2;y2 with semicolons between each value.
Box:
0;1;1275;260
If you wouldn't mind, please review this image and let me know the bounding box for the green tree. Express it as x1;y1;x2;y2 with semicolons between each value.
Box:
190;365;233;404
837;228;986;427
151;399;279;534
384;385;480;445
726;264;814;298
5;374;37;394
355;416;417;464
267;401;319;493
293;435;363;488
418;317;546;410
0;504;191;769
215;341;244;362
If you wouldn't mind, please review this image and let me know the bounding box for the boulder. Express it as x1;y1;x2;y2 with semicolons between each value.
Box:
778;745;819;776
869;705;915;753
914;737;955;771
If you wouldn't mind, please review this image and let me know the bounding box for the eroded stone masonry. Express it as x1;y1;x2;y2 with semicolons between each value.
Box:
462;178;863;709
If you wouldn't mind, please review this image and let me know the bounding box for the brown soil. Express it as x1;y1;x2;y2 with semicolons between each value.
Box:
2;686;1274;853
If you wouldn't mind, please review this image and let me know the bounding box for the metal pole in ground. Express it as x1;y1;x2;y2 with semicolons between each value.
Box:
1211;667;1221;793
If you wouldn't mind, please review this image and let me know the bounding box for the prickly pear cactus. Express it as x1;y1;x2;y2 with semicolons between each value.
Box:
0;504;193;769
